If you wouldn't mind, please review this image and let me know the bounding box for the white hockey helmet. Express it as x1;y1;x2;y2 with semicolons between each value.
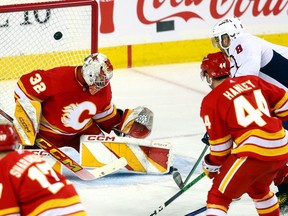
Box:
231;17;244;35
211;17;244;52
82;53;113;95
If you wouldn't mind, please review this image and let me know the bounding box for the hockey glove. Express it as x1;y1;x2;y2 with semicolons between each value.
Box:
115;106;153;139
201;132;210;146
202;154;221;179
274;163;288;186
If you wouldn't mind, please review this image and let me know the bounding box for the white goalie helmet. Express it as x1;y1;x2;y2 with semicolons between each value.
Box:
211;17;244;52
82;53;113;95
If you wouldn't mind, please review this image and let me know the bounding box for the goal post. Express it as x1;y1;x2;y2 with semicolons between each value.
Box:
0;0;98;117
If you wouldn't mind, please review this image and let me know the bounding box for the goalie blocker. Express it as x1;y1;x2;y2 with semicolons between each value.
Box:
79;135;173;174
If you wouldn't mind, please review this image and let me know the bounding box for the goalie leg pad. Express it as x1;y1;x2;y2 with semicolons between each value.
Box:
14;99;41;146
139;146;173;174
79;135;173;174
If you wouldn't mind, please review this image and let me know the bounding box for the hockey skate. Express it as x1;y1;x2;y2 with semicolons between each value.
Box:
277;192;288;216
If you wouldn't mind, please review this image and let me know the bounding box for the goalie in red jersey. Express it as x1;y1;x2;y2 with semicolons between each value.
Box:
0;122;87;215
200;52;288;216
14;53;153;151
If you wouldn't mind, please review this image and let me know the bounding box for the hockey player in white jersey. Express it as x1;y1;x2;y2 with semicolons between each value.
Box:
211;17;288;214
212;17;288;91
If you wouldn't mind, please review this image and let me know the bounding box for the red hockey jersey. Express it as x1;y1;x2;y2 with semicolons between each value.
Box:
14;66;119;135
0;150;86;215
200;75;288;165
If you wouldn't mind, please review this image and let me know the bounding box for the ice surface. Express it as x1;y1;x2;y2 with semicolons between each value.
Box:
52;63;277;215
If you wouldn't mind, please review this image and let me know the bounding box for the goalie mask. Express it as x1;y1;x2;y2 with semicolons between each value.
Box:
211;17;244;55
0;122;20;151
82;53;113;95
200;52;230;87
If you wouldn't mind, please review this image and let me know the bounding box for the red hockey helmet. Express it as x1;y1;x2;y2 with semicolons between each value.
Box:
200;52;230;85
0;123;20;151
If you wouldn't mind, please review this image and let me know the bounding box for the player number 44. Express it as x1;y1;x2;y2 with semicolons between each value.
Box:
204;89;269;129
234;89;269;127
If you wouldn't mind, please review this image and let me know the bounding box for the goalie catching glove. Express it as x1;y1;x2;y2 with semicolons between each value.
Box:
202;154;221;179
113;106;153;139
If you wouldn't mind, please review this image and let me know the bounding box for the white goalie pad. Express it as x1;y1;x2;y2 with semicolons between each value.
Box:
14;99;41;146
79;135;173;174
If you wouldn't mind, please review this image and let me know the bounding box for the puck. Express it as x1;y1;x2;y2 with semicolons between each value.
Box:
53;31;63;40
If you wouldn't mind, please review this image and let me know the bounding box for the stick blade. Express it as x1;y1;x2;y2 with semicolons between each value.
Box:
173;171;184;189
88;157;128;179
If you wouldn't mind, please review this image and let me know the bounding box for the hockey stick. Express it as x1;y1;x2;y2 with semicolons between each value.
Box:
173;143;208;189
184;197;242;216
185;206;207;216
150;172;206;216
0;108;127;180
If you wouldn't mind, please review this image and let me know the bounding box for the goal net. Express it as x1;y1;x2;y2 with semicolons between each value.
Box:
0;0;98;118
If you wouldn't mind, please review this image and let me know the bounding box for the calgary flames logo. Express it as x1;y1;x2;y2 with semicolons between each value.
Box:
61;102;96;130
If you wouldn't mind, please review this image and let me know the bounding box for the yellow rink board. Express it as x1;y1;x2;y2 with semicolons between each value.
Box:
100;33;288;69
1;33;288;80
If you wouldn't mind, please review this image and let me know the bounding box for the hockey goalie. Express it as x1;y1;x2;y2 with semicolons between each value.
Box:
13;53;172;175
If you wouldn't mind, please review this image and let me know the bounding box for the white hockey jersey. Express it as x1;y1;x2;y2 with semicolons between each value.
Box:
229;33;288;91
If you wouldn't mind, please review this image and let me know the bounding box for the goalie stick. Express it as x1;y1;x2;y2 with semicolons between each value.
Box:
173;143;208;189
0;108;127;180
150;172;206;216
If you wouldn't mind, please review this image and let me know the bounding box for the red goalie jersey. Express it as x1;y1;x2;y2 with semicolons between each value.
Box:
14;66;122;150
200;75;288;165
0;150;87;215
15;66;118;134
14;53;153;152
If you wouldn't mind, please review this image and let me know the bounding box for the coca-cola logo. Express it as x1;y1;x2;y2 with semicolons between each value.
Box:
137;0;203;23
100;0;288;33
137;0;288;22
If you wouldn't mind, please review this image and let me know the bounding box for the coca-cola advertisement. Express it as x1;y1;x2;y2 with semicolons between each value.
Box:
98;0;288;47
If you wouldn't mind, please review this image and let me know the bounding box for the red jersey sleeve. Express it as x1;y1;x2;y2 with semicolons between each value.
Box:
200;94;233;165
15;66;76;101
257;77;288;120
